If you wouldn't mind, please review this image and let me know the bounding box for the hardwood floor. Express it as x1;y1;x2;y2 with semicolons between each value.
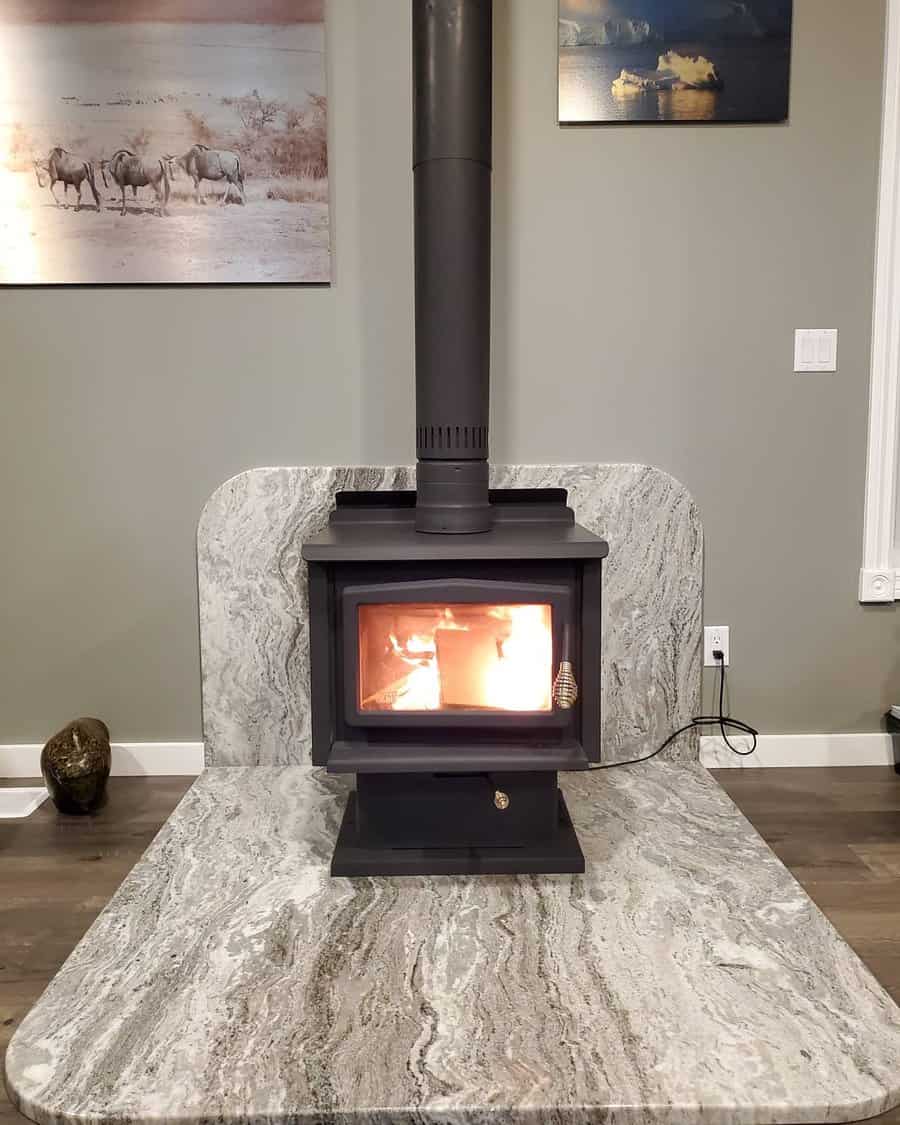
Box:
713;767;900;1125
713;767;900;1008
0;777;194;1125
1;767;899;1124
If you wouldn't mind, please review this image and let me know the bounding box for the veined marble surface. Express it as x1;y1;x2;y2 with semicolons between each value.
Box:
198;464;703;766
7;764;900;1125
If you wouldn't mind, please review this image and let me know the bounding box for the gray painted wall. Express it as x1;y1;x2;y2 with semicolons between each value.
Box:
0;1;371;742
1;0;894;744
359;0;897;734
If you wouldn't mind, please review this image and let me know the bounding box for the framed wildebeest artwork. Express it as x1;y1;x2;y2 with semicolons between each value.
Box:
559;1;792;124
0;0;329;285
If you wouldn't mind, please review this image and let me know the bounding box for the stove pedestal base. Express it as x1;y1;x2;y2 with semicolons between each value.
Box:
331;790;585;876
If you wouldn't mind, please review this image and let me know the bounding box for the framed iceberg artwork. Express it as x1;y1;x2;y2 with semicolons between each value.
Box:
558;1;792;124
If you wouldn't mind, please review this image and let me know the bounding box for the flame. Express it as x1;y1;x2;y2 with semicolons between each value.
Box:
359;603;553;713
484;605;553;711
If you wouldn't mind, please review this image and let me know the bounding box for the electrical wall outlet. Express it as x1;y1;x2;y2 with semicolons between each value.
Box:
704;625;730;667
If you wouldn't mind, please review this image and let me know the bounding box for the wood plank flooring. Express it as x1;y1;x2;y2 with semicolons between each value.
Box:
0;777;194;1125
714;767;900;1125
1;767;899;1124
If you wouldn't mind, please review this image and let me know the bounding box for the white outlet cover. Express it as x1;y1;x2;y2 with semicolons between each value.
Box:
794;329;837;372
703;626;730;667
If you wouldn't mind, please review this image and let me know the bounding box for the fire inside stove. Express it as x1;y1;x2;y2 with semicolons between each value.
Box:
358;603;553;713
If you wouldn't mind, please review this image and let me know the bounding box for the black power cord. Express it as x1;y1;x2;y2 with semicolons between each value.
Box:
588;651;758;771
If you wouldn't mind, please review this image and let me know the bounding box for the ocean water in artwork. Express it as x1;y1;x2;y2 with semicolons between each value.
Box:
559;1;792;124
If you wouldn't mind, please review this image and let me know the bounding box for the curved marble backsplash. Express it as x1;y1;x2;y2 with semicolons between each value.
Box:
198;465;702;767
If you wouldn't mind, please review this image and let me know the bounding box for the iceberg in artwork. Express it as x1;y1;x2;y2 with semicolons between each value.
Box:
611;51;724;96
558;18;582;46
558;17;654;47
561;1;783;48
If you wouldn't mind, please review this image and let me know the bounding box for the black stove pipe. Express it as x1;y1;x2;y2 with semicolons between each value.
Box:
413;0;493;534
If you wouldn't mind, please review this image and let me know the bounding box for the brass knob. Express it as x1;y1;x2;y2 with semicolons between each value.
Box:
552;660;578;709
494;789;510;811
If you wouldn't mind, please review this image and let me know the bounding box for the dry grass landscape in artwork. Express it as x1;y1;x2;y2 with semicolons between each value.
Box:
0;6;330;284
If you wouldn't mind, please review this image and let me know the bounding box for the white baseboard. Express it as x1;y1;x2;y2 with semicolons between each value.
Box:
3;736;892;775
0;742;204;778
701;732;896;768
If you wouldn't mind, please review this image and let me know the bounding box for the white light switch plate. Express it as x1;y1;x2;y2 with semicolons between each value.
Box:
794;329;837;372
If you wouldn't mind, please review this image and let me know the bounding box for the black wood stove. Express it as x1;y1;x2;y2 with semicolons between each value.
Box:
301;0;608;876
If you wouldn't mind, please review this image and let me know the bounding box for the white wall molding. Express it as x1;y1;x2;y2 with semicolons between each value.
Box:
860;567;898;603
0;742;204;778
2;738;893;774
702;732;896;768
860;0;900;602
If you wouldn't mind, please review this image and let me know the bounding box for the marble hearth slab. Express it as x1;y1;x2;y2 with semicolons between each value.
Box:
7;764;900;1125
198;465;703;766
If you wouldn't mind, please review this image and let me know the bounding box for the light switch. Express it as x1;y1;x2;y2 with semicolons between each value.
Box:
794;329;837;372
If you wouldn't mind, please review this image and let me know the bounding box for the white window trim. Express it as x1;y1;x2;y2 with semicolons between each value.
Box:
861;0;900;603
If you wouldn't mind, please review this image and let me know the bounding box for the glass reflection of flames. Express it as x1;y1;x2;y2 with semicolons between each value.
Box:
360;604;553;713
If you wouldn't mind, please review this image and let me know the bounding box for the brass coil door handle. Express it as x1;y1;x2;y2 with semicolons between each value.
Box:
552;660;578;709
493;789;510;811
552;623;578;709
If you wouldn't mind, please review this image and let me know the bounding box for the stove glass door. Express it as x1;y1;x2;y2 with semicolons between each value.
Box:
358;602;553;714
